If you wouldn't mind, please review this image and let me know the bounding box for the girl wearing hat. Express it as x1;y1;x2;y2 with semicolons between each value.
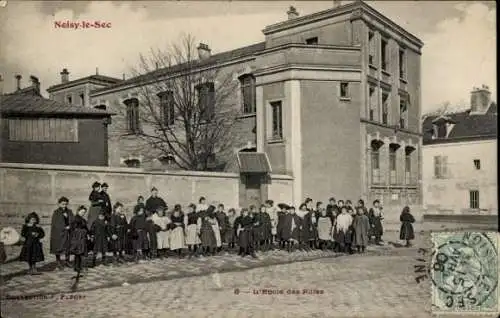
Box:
88;182;104;230
399;206;415;247
90;211;110;267
129;205;148;263
70;206;90;276
109;202;128;263
50;196;74;270
20;212;45;275
184;203;201;258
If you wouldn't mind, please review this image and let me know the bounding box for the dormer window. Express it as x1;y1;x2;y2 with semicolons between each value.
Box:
305;37;318;45
432;116;456;139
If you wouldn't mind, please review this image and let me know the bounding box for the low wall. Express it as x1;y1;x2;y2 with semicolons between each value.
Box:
0;163;293;231
422;214;499;232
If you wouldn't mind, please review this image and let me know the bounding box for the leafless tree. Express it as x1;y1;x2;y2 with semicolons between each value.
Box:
116;34;241;171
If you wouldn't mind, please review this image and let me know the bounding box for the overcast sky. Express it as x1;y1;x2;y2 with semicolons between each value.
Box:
0;1;496;113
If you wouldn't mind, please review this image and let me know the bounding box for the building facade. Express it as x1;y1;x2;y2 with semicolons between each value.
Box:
422;86;497;215
1;75;114;166
47;1;423;209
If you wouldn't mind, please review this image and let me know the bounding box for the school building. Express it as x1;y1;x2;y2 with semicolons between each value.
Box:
46;1;424;209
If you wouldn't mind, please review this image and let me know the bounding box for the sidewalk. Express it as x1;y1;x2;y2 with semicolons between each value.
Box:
0;231;423;299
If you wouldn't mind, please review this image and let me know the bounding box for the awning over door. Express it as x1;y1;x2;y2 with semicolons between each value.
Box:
237;152;272;174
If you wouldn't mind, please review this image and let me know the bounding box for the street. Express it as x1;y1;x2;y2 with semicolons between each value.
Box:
1;236;433;318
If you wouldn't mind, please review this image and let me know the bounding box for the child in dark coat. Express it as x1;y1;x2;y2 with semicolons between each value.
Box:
400;206;416;247
20;212;45;275
109;202;128;263
70;206;90;276
129;206;149;262
90;212;110;267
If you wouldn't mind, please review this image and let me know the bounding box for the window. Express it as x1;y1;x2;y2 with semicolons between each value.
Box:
399;95;408;129
469;190;479;209
79;93;85;106
239;74;256;114
382;92;389;124
340;82;349;99
434;156;448;179
473;159;481;170
124;98;140;133
371;140;382;184
399;49;406;79
124;158;141;168
305;37;318;45
405;147;414;185
381;39;388;71
158;91;175;126
196;82;215;121
389;144;398;184
8;118;78;142
95;105;106;110
159;154;176;165
270;101;283;140
433;123;447;138
368;31;375;65
369;86;376;121
67;95;72;105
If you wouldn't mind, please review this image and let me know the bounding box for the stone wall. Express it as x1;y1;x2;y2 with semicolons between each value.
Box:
0;163;293;233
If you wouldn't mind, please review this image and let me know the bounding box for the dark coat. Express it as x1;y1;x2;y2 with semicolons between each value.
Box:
130;214;149;250
251;212;264;243
276;211;286;241
70;215;89;256
50;207;73;255
145;196;167;214
225;214;238;244
215;211;228;239
281;213;302;241
368;208;384;237
20;225;45;263
133;203;146;215
200;212;217;248
300;211;317;242
400;212;415;240
101;191;112;218
110;214;128;252
257;211;271;241
88;190;104;229
90;218;110;253
145;219;160;251
352;214;370;247
237;215;254;248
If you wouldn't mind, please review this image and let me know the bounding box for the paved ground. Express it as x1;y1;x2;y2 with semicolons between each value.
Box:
1;232;431;317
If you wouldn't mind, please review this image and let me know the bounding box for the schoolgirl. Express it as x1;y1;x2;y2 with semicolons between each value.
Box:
184;203;201;258
109;202;128;263
169;204;185;257
20;212;45;275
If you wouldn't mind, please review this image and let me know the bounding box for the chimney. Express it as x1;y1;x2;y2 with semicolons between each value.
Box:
287;6;299;20
197;43;211;60
15;74;22;91
60;68;69;83
122;73;126;80
470;85;492;114
333;0;342;8
0;74;4;95
96;67;99;75
30;75;40;95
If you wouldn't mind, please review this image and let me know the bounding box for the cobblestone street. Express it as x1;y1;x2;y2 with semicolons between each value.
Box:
1;232;432;318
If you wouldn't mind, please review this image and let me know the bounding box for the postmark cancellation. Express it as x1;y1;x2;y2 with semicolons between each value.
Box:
431;232;499;315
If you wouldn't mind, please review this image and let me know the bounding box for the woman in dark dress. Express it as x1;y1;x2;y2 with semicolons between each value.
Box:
236;208;257;258
276;204;288;249
87;182;104;230
368;199;384;245
109;202;128;263
20;212;45;275
199;205;218;256
129;206;148;262
90;212;110;267
50;196;73;270
184;204;201;258
249;205;262;252
225;208;238;251
281;206;302;253
70;206;90;276
400;206;416;247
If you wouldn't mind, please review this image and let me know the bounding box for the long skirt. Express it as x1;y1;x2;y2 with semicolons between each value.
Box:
169;227;185;251
212;224;222;247
185;224;200;245
133;230;149;251
157;230;170;249
225;227;236;244
238;229;252;248
200;226;217;248
335;227;354;245
400;222;415;240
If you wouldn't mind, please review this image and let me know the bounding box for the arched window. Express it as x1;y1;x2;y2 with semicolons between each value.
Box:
371;140;383;184
405;146;415;185
124;98;140;133
124;158;141;168
389;143;400;184
239;74;256;114
159;154;176;165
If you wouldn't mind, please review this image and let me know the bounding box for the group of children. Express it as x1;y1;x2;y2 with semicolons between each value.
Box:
19;182;416;277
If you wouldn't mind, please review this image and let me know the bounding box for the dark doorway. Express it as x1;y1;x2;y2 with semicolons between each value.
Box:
243;174;263;208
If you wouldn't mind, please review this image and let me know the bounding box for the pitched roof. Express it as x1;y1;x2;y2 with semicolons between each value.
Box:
423;102;497;144
0;90;114;117
47;74;122;92
92;41;267;95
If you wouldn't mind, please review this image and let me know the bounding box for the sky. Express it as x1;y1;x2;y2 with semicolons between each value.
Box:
0;1;496;114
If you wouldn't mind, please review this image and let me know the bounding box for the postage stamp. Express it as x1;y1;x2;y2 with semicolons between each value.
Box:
431;232;499;314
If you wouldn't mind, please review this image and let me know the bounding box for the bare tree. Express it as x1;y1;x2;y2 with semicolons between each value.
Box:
116;34;241;171
422;101;451;119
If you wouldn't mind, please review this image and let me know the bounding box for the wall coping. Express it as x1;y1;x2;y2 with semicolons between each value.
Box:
0;163;294;180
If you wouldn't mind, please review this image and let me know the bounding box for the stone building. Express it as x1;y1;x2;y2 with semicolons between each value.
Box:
422;85;497;215
46;1;423;210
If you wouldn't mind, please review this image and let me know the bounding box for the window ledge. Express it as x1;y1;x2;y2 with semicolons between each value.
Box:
237;113;256;119
399;77;408;84
381;69;391;77
267;138;284;145
340;97;351;102
369;64;377;70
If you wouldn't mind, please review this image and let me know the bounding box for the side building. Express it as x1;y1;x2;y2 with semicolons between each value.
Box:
0;75;114;166
46;1;423;216
422;85;497;215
